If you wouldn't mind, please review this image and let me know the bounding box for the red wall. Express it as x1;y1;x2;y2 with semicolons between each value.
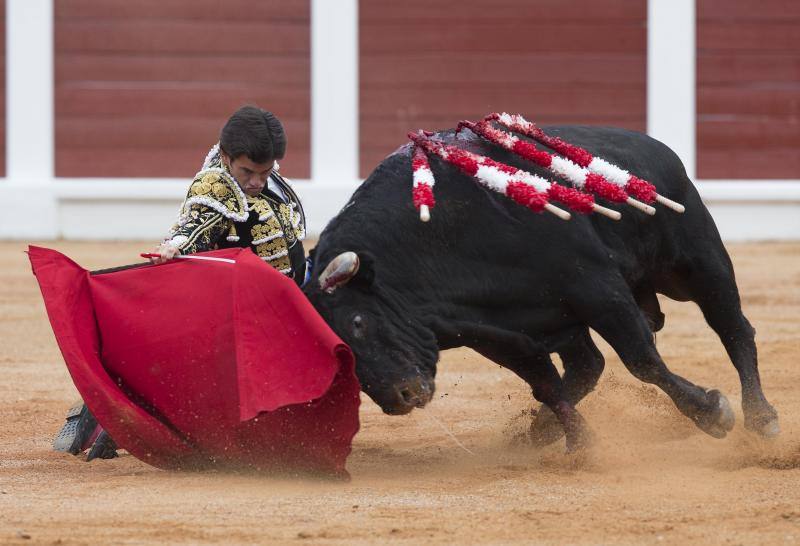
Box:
45;1;799;182
697;0;800;179
54;0;310;178
359;0;648;177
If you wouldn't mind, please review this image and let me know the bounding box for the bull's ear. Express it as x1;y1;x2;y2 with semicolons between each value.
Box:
352;251;375;288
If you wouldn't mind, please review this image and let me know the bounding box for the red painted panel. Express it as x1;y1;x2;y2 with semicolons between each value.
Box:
698;0;800;20
698;150;800;179
55;1;310;178
57;21;309;55
361;54;645;86
697;54;800;85
57;118;310;151
698;88;800;117
359;0;647;177
362;0;644;22
56;54;310;85
55;0;309;21
697;0;800;179
361;87;645;120
698;23;799;52
57;87;310;119
56;149;311;179
699;120;800;149
361;23;645;55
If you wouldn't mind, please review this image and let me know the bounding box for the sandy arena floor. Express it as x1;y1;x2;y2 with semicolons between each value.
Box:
0;241;798;545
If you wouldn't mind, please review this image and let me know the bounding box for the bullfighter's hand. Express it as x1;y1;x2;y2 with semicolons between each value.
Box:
151;243;180;264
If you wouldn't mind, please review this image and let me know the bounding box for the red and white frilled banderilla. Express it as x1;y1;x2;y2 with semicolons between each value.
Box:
407;112;685;223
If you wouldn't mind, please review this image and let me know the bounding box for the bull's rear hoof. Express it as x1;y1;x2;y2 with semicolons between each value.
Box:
695;390;735;439
565;426;593;454
529;405;566;447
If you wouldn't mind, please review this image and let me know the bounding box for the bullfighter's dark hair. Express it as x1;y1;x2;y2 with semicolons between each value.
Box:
220;105;286;164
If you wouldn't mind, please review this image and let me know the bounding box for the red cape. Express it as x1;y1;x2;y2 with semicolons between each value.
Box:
29;246;360;477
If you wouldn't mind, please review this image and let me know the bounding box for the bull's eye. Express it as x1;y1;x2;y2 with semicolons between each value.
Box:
352;314;365;339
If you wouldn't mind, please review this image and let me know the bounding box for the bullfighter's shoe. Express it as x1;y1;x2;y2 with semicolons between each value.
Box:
52;401;100;455
86;430;118;461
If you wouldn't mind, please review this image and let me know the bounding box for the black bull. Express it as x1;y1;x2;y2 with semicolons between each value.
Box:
302;125;779;450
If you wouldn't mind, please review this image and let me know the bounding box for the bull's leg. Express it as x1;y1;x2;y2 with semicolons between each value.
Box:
430;318;590;451
478;346;591;452
530;329;605;446
560;329;607;404
683;258;779;437
579;292;735;438
634;286;665;338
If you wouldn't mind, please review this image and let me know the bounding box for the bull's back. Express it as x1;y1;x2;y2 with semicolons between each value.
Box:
540;125;695;202
528;126;712;281
327;124;714;295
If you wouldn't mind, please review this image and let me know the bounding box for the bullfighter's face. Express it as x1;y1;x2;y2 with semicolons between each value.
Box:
222;152;275;197
305;252;438;415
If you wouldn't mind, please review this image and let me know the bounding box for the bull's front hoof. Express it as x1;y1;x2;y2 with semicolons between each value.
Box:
757;419;781;438
529;405;566;448
694;390;735;439
745;412;780;439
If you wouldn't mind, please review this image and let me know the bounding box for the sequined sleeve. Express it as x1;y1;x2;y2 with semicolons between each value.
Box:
165;205;231;255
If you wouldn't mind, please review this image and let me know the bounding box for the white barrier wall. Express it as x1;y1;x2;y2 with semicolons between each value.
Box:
1;0;798;241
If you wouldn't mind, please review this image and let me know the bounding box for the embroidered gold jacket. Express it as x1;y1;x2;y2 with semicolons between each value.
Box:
165;147;306;283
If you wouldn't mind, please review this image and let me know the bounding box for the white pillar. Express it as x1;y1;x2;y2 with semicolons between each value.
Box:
647;0;696;179
311;0;358;184
0;0;57;238
6;0;54;181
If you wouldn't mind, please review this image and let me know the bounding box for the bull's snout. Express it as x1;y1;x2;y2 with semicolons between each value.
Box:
383;376;435;415
398;377;433;408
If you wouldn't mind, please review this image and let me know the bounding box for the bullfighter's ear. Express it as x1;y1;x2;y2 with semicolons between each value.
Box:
352;251;375;288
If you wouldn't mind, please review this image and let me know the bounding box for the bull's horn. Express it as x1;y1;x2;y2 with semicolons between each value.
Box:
318;252;360;294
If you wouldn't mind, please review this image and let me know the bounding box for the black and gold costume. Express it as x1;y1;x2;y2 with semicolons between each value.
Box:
165;144;307;285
